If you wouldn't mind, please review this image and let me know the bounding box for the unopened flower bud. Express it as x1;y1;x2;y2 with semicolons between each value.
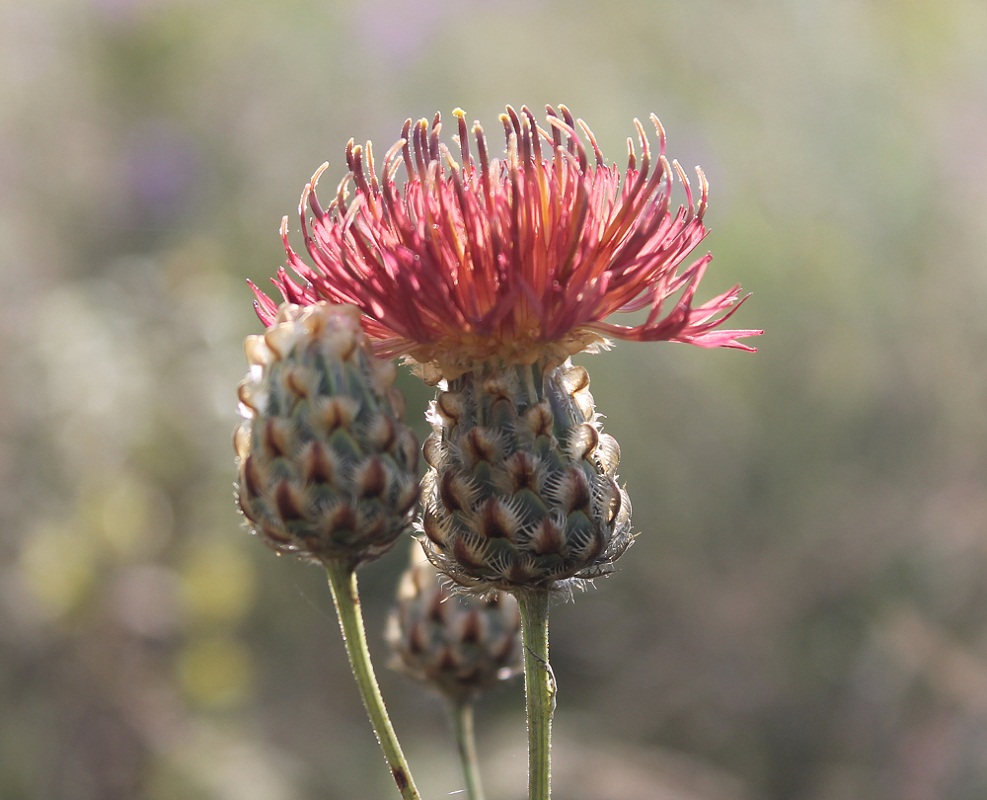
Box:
234;302;419;567
386;545;522;703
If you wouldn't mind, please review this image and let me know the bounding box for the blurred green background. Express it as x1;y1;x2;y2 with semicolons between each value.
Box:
2;0;986;798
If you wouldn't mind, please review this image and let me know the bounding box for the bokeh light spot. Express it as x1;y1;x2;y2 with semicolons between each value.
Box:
179;540;256;627
177;635;253;708
19;521;98;620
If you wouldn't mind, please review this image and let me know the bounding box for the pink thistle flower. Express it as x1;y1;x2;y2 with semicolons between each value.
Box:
253;105;761;381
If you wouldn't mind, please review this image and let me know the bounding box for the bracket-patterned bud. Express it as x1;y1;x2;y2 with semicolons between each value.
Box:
386;545;522;702
235;302;419;567
420;360;634;593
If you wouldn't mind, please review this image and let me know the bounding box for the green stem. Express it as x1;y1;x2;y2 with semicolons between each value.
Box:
517;590;553;800
450;700;486;800
324;559;421;800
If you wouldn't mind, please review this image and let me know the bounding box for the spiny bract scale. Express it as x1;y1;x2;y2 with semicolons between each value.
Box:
386;547;522;702
235;302;420;567
420;360;634;593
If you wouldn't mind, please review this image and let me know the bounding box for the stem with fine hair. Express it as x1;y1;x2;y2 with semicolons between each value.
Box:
450;700;486;800
324;559;421;800
518;589;554;800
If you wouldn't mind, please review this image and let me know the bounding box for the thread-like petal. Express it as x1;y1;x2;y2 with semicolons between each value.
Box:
254;106;760;380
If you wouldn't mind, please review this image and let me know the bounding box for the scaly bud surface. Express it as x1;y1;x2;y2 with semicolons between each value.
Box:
420;360;633;593
386;546;522;703
235;302;419;567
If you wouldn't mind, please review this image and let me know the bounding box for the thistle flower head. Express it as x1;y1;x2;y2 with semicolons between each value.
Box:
253;105;761;382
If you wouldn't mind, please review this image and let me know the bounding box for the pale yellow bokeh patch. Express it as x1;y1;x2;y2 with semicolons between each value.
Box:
19;520;99;621
88;474;174;562
179;540;257;628
176;635;253;708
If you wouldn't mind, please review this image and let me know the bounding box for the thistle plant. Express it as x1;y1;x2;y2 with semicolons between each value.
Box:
234;302;422;798
386;545;522;799
240;104;761;799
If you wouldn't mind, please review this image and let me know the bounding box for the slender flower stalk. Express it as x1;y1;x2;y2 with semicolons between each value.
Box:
518;591;553;800
450;700;486;800
326;560;421;799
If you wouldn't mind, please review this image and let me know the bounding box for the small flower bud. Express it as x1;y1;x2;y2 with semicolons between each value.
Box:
386;545;522;703
235;302;419;566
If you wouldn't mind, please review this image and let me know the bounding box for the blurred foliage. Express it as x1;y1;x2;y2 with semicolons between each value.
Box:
2;0;987;798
